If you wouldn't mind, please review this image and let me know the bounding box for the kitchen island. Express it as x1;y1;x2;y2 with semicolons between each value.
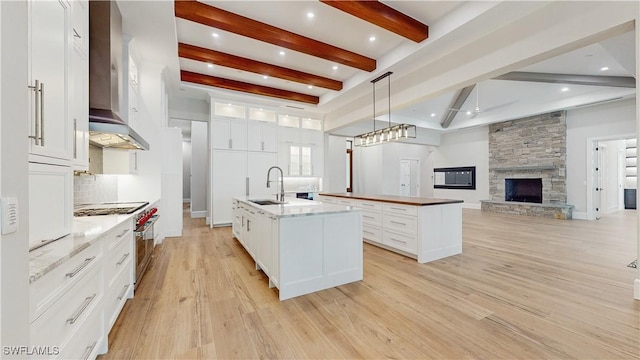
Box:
232;197;363;301
317;193;463;264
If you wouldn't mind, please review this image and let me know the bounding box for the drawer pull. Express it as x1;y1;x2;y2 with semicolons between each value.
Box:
116;229;129;238
66;256;96;278
363;230;374;235
363;215;374;219
116;253;130;266
67;293;96;324
390;220;407;226
389;237;407;245
389;207;407;211
117;284;130;300
82;341;97;360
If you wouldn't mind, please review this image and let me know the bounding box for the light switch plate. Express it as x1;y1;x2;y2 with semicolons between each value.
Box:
1;197;19;235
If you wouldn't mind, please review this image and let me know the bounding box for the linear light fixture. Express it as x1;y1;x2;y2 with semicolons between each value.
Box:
354;71;416;147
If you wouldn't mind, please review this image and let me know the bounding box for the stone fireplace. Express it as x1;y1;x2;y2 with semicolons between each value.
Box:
480;111;574;219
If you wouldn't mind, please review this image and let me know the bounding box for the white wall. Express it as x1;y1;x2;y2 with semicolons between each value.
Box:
1;0;30;352
324;135;348;193
190;121;208;217
432;126;490;209
182;141;192;201
169;96;209;122
566;98;636;217
353;142;434;197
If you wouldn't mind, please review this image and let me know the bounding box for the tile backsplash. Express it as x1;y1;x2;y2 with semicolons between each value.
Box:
74;174;118;205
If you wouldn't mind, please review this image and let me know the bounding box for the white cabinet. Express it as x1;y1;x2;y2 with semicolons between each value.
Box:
212;150;248;225
277;127;323;176
212;118;247;150
255;211;273;279
30;238;104;360
28;0;72;162
242;207;257;259
71;43;89;170
71;0;88;52
28;163;73;250
103;221;134;333
248;121;277;152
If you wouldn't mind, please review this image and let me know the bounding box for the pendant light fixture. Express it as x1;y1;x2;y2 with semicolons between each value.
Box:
354;71;416;147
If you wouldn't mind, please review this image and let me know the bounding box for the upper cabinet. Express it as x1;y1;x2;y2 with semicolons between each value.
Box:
70;0;88;53
211;118;248;151
247;121;277;153
277;116;324;177
70;0;89;171
28;0;72;163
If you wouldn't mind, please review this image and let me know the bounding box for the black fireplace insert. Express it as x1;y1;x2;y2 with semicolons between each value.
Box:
505;178;542;203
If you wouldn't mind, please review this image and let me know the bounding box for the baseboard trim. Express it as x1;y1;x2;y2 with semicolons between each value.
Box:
572;211;588;220
462;203;481;210
191;210;207;218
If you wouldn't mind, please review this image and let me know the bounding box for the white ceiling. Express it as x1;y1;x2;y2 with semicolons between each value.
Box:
117;1;637;139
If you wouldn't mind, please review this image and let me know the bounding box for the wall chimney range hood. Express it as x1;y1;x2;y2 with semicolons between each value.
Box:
89;0;149;150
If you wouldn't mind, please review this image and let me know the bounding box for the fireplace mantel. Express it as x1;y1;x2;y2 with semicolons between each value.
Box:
491;165;555;172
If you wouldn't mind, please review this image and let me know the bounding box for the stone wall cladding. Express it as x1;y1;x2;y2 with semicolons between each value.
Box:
488;111;567;203
484;111;571;219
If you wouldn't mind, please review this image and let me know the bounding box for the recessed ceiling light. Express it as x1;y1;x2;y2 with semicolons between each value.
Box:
332;65;338;70
308;85;313;89
212;33;219;38
207;63;213;68
466;111;472;115
561;87;569;92
600;66;609;71
369;36;376;42
263;75;269;79
279;50;285;56
430;113;436;117
307;12;314;18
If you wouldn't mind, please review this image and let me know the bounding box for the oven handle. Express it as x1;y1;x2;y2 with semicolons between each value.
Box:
135;214;159;234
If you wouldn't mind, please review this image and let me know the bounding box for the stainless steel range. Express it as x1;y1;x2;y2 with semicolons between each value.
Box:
134;206;158;288
73;202;149;217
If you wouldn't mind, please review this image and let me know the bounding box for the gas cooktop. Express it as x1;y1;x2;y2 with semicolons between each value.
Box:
74;202;149;217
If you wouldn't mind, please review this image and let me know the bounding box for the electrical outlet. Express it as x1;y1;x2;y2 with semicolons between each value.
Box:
1;197;19;235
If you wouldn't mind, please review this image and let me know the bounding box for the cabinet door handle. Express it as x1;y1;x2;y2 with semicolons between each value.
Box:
116;229;129;238
261;141;264;151
73;28;82;39
389;237;407;245
117;284;130;300
66;256;96;278
247;219;250;232
82;341;97;360
73;118;77;159
390;220;407;226
117;253;130;266
66;293;96;324
229;139;233;149
28;80;40;145
131;107;138;112
39;82;45;146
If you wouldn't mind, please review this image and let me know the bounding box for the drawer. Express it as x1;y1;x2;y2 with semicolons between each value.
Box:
31;264;103;351
383;213;418;235
57;304;104;360
105;236;133;288
105;265;133;332
383;230;417;255
383;203;418;216
361;210;382;226
362;225;382;244
336;198;357;206
316;196;336;204
105;220;133;251
357;200;382;211
30;240;103;321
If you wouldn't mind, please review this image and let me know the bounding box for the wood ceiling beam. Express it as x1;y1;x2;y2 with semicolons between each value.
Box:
320;0;428;43
174;0;376;72
180;70;319;105
178;43;343;91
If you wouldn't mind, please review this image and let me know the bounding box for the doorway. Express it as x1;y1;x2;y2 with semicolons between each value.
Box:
590;138;633;220
399;159;420;197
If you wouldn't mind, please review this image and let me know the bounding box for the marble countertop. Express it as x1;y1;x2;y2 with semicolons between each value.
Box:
319;193;464;206
234;196;360;218
29;210;142;284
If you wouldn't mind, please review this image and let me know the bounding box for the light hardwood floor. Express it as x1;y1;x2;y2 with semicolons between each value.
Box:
99;208;639;359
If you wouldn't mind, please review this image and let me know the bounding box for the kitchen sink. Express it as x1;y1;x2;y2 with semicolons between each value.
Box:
250;199;287;206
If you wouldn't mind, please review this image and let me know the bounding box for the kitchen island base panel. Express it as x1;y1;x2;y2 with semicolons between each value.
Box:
278;212;363;301
417;203;462;264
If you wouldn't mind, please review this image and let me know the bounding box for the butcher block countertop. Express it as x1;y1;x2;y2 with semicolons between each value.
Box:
319;193;463;206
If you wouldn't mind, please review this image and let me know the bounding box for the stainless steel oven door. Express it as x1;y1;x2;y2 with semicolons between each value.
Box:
135;215;158;288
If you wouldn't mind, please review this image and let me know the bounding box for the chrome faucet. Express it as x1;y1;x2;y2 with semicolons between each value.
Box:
266;166;285;202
